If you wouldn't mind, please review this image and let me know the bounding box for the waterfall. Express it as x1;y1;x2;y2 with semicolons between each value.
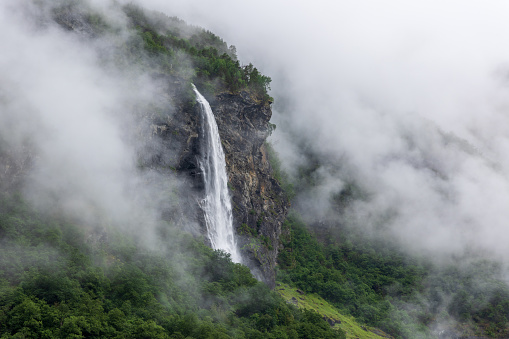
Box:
192;84;242;263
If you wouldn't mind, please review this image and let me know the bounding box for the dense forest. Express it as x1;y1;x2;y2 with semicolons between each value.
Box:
2;1;509;339
120;3;273;103
267;142;509;338
0;2;340;338
0;192;344;338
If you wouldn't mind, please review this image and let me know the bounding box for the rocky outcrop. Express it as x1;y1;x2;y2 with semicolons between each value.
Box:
323;316;341;327
211;92;289;288
149;83;289;287
47;2;287;286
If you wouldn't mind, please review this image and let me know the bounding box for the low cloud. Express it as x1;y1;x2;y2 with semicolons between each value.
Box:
0;0;179;246
137;0;509;262
5;0;509;265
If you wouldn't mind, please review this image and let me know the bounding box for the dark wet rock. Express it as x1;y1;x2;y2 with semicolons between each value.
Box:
210;92;289;288
47;2;288;288
323;316;341;327
150;83;289;287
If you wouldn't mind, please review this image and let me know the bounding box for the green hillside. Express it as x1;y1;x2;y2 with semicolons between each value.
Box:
2;1;509;339
0;193;345;338
276;283;393;339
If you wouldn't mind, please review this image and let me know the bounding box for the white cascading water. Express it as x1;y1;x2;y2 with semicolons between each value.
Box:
192;84;242;263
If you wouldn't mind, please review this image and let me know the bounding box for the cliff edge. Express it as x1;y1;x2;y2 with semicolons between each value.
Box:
150;85;289;287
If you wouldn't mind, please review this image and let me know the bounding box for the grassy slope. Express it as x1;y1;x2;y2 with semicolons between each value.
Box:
276;283;393;339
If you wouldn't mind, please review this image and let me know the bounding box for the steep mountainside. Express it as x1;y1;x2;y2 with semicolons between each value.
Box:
1;0;287;285
212;93;288;287
0;2;346;338
5;2;509;339
150;84;288;286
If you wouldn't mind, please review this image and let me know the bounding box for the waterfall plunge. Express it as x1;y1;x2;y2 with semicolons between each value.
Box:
193;84;242;263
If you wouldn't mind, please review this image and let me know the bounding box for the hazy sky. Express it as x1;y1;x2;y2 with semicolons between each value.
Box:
4;0;509;262
0;0;169;245
138;0;509;261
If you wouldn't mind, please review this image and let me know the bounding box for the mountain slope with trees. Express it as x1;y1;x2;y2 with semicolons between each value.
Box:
0;192;345;338
268;144;509;338
2;1;509;339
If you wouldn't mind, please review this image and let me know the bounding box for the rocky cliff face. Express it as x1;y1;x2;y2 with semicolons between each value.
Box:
39;2;287;286
211;92;289;288
150;84;289;287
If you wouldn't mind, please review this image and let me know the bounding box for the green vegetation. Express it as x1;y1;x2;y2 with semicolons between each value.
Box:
11;2;509;338
276;283;392;339
122;4;273;103
273;159;509;338
264;142;295;201
277;212;428;337
0;193;345;338
276;208;509;338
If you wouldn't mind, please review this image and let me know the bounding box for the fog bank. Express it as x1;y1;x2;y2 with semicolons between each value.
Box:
139;0;509;261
